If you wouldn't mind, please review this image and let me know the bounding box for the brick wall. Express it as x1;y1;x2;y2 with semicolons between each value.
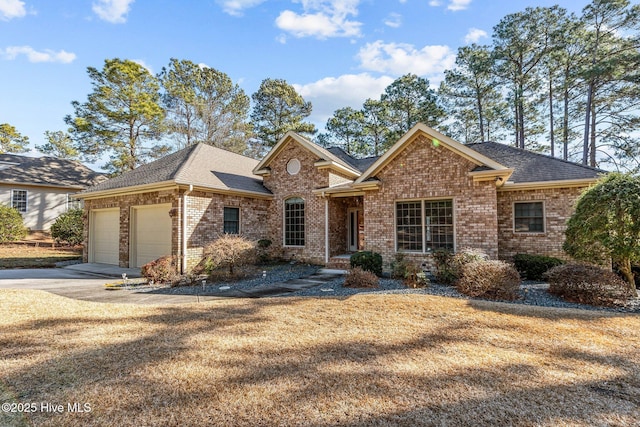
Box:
84;188;270;271
262;141;331;264
363;134;499;271
184;191;270;269
83;190;180;267
496;186;585;260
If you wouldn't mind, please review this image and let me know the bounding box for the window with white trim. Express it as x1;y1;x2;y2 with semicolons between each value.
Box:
284;197;305;246
396;199;454;252
223;207;240;234
67;194;83;210
11;189;27;213
514;201;544;233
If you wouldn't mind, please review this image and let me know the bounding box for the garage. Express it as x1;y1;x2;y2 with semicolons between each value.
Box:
131;204;172;268
90;208;120;265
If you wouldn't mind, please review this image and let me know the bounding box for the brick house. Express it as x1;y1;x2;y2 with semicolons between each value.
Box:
77;123;602;272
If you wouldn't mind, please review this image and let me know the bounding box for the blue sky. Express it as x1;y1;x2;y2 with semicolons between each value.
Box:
1;0;588;166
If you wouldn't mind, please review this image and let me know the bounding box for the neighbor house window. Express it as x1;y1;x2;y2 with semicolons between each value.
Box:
514;201;544;233
11;189;27;213
284;197;305;246
67;194;82;210
223;207;240;234
396;199;454;252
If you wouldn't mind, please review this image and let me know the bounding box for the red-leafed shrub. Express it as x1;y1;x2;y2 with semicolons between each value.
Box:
344;267;379;288
141;255;180;285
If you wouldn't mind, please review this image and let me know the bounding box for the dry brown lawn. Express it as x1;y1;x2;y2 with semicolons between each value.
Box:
0;245;82;269
0;290;638;427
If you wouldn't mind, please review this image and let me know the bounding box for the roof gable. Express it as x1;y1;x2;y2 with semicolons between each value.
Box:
80;143;271;197
0;153;106;189
356;123;512;184
253;132;361;178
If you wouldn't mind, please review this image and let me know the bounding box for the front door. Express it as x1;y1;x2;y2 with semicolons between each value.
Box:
347;208;364;252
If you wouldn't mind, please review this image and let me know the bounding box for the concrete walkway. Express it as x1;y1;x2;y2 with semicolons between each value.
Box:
199;270;344;298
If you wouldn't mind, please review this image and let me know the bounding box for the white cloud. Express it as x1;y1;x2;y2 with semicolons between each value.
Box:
294;73;394;127
276;0;362;39
357;40;455;81
1;46;76;63
384;12;401;28
217;0;266;17
464;27;487;44
448;0;471;11
1;46;74;63
92;0;134;24
132;58;153;74
429;0;472;11
0;0;26;20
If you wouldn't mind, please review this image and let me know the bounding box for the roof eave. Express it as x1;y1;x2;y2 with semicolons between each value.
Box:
314;160;360;178
0;181;87;191
499;177;599;192
468;169;514;187
74;180;178;199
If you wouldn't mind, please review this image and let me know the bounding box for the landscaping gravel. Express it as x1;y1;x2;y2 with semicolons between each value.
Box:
132;263;640;314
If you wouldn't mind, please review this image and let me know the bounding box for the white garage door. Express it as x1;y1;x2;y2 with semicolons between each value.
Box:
91;208;120;265
132;204;172;268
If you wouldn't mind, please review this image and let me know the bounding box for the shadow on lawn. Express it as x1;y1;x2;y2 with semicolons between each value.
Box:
465;297;639;320
1;298;638;426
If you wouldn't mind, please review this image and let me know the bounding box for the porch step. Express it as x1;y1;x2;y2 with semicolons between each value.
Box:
326;256;351;270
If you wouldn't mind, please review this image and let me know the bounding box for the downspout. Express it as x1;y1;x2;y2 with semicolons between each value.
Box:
324;193;329;265
182;184;193;273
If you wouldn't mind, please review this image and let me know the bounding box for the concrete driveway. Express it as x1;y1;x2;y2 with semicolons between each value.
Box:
0;266;209;305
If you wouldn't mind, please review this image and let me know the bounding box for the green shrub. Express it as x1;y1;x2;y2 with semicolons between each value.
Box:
513;253;564;280
203;234;256;275
545;263;637;306
390;253;410;279
456;260;521;300
390;254;429;287
344;267;379;288
141;255;180;285
0;204;27;243
50;208;84;246
433;248;488;284
257;238;272;263
350;251;383;276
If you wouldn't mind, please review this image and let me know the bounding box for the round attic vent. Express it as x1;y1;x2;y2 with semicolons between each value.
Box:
286;158;301;175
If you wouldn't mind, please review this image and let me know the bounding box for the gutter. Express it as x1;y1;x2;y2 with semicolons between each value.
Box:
182;184;193;273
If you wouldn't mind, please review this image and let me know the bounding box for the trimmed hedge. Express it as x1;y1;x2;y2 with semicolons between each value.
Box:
350;251;383;276
544;263;636;306
433;248;488;285
513;253;564;280
456;260;521;301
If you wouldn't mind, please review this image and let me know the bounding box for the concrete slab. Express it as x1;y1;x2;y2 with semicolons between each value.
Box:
0;268;206;305
63;263;142;278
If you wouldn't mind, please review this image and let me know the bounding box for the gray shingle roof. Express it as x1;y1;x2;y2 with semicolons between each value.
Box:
82;143;271;195
326;147;379;173
0;154;106;188
468;142;604;183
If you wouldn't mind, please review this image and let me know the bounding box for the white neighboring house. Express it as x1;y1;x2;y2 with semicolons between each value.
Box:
0;154;106;231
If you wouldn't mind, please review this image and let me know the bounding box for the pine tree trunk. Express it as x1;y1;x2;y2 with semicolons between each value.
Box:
583;81;593;165
548;75;555;157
